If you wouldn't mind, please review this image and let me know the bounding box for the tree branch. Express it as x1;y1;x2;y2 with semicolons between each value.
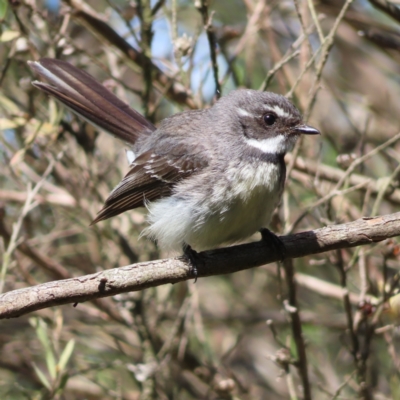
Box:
2;212;400;319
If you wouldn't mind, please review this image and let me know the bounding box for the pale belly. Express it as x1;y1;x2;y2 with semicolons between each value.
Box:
144;161;284;251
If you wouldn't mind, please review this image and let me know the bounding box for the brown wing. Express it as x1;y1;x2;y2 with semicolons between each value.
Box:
91;149;208;224
28;58;156;144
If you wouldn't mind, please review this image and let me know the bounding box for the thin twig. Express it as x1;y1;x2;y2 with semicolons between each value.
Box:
0;156;58;293
260;50;301;91
371;162;400;216
307;0;324;43
64;0;197;108
287;131;400;233
329;370;357;400
304;0;355;120
283;258;311;400
137;0;154;120
335;249;360;379
196;0;221;97
287;154;400;206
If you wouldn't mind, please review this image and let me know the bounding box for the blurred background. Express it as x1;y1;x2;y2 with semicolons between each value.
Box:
2;0;400;398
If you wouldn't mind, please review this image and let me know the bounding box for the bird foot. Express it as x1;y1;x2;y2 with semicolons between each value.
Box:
260;228;286;262
183;244;200;282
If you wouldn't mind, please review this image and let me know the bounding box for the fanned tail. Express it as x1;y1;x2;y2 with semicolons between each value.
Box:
28;58;156;145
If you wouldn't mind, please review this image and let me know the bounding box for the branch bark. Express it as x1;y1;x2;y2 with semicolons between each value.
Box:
1;212;400;319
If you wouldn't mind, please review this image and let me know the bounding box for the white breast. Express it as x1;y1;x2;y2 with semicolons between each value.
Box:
188;161;283;249
143;160;284;252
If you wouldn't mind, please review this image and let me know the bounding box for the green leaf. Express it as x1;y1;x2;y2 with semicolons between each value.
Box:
45;346;57;380
57;372;71;391
0;94;21;114
0;0;7;20
58;339;75;372
34;319;48;349
32;362;51;390
34;319;57;380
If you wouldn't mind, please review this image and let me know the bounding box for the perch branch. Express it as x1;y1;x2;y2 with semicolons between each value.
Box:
1;212;400;319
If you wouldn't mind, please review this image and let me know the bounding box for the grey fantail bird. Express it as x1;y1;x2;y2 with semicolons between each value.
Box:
28;58;319;253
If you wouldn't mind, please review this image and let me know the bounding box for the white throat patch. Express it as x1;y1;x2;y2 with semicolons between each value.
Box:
245;135;296;154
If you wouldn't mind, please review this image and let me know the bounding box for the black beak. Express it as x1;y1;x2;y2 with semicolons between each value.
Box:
293;124;320;135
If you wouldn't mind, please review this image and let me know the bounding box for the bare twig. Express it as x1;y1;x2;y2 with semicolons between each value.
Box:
295;273;371;305
137;0;154;120
287;132;400;233
335;249;360;370
260;51;301;92
283;258;311;400
0;156;57;293
64;0;197;108
304;0;355;120
196;0;221;97
287;155;400;206
0;189;76;207
307;0;324;43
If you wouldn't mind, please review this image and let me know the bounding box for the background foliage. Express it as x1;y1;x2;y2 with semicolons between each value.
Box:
2;0;400;398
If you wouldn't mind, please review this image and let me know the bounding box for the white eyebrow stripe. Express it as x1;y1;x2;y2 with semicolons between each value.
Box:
237;107;254;117
263;104;291;118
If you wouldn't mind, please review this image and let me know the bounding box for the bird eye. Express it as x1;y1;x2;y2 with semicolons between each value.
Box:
263;113;277;126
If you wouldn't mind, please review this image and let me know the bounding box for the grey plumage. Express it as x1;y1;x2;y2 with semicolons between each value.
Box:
28;58;319;251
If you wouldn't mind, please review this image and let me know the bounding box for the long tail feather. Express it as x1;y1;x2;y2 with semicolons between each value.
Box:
28;58;156;145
